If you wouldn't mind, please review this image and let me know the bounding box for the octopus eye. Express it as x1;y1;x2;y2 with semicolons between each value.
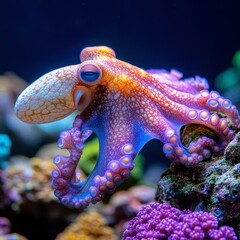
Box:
79;63;102;85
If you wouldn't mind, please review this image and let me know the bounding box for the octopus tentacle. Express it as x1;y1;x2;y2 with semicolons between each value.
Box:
182;75;209;92
161;88;238;126
51;115;137;208
163;107;235;165
160;117;232;165
137;88;237;165
148;69;209;94
51;116;93;208
162;88;239;129
140;76;239;130
134;98;201;165
147;70;239;127
139;108;216;165
198;90;239;127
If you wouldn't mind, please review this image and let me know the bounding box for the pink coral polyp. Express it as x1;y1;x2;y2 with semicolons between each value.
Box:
123;203;237;240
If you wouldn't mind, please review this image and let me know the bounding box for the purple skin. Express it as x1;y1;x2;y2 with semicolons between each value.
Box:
123;202;238;240
51;116;135;208
14;46;240;208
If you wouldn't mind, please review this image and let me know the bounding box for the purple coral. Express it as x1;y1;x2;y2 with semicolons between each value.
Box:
122;203;237;240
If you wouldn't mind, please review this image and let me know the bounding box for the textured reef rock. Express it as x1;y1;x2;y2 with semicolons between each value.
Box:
123;202;237;239
2;156;83;220
155;131;240;237
56;211;117;240
4;157;57;205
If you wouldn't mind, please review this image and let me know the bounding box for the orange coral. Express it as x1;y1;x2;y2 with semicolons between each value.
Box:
56;211;117;240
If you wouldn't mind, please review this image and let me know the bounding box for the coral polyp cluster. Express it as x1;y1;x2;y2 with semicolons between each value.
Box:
123;203;237;239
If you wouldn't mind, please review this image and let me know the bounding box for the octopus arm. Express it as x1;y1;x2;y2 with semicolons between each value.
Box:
147;70;239;125
135;93;238;166
147;69;209;94
51;114;149;208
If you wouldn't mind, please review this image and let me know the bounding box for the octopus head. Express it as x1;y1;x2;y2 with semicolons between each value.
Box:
14;46;116;124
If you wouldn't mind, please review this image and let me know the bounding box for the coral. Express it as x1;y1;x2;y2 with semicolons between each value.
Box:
155;132;240;237
4;157;57;204
0;154;87;233
3;156;84;209
31;157;62;201
56;211;117;240
123;202;237;239
0;134;11;170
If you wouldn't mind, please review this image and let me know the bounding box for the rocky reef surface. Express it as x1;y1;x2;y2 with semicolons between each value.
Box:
156;132;240;237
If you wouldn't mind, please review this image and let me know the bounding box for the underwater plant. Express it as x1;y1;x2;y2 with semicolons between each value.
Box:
14;46;240;208
122;202;237;239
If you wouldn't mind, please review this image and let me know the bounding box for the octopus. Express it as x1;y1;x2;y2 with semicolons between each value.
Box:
14;46;240;208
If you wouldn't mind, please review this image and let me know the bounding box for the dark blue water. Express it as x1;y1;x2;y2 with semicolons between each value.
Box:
1;0;240;88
